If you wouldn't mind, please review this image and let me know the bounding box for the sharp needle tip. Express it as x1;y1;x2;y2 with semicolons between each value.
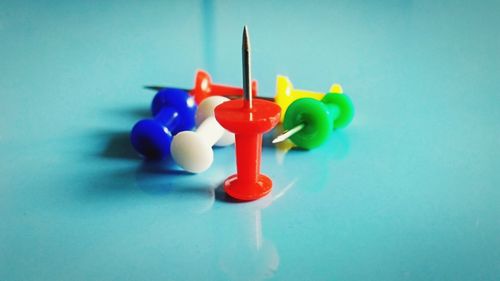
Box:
242;25;252;106
242;26;250;52
272;135;287;144
272;123;306;144
144;86;162;91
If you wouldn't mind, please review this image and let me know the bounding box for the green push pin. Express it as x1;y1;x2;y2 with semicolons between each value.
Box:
272;93;354;149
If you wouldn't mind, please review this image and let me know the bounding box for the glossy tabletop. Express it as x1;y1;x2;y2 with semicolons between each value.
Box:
0;0;499;280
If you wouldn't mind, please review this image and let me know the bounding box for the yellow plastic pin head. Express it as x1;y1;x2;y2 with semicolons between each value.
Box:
275;76;294;121
274;75;326;122
330;83;343;94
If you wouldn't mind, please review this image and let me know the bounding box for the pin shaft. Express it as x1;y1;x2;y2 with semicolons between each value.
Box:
144;86;191;92
272;123;305;144
242;25;252;108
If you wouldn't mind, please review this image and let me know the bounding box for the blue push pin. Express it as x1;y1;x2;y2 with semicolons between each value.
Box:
131;88;197;160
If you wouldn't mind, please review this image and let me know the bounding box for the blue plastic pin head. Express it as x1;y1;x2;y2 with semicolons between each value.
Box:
131;88;197;160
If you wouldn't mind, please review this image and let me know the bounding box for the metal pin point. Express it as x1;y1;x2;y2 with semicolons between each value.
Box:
242;25;252;108
272;123;305;144
144;86;191;92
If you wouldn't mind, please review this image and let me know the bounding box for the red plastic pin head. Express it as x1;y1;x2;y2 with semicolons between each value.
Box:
215;99;281;201
191;70;257;104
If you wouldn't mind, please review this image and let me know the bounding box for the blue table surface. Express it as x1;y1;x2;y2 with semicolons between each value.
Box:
1;0;499;280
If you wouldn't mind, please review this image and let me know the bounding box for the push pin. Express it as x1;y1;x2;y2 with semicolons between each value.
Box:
275;75;343;121
171;96;235;173
272;93;354;149
145;69;258;104
215;26;281;201
130;88;197;160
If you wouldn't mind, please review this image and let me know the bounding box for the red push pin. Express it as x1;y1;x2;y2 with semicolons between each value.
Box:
191;69;258;104
215;26;281;201
145;69;257;104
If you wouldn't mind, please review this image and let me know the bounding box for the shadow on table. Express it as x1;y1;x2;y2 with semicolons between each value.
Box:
99;130;139;160
105;106;150;120
134;160;217;213
82;158;217;213
214;184;241;204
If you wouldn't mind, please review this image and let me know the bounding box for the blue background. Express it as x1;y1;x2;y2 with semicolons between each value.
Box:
1;0;499;280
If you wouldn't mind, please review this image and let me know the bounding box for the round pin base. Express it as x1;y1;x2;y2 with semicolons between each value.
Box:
224;174;272;201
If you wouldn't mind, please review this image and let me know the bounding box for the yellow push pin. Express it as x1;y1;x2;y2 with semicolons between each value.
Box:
274;75;343;121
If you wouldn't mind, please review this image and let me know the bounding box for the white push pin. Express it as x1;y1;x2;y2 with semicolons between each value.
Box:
171;96;235;173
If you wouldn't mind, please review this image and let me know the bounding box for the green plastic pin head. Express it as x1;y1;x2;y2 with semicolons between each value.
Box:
321;93;355;129
282;93;355;149
283;98;333;149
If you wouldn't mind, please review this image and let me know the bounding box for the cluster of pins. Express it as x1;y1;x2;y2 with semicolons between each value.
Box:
131;25;354;201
